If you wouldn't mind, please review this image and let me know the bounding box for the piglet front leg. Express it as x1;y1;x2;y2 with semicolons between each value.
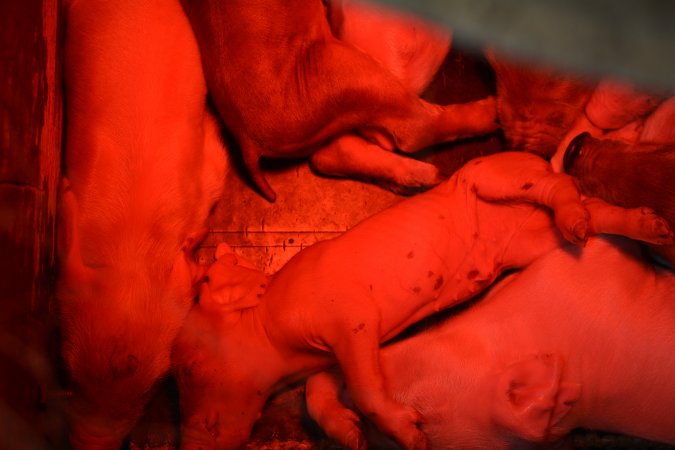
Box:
329;313;427;450
306;368;366;450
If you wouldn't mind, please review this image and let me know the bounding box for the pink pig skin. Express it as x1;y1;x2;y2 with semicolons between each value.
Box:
307;236;675;449
562;132;675;266
640;96;675;145
336;0;451;95
550;81;672;172
583;80;663;131
179;0;497;202
306;1;455;196
171;152;672;450
57;0;225;448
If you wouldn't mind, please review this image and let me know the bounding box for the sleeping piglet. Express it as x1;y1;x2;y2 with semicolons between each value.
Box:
171;152;672;450
179;0;497;201
57;0;225;448
307;236;675;449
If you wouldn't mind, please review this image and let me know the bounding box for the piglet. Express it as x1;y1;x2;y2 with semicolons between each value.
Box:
307;236;675;449
563;132;675;265
172;152;672;450
179;0;497;201
57;0;225;448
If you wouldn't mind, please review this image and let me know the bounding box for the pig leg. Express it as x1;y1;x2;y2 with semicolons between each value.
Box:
306;368;365;450
309;134;443;194
291;41;497;152
328;304;426;450
461;152;590;245
583;197;674;245
582;199;674;265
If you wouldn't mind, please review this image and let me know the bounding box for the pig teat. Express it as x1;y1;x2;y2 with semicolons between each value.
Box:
493;353;581;443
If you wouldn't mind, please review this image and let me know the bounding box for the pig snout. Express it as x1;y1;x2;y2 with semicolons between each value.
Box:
563;133;675;223
562;132;590;174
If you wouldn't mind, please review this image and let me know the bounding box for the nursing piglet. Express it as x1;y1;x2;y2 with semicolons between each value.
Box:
550;80;672;171
57;0;225;448
563;132;675;265
307;236;675;449
172;152;672;450
179;0;497;201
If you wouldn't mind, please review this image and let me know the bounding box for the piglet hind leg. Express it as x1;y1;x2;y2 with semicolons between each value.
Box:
328;307;426;450
461;152;591;245
582;197;674;246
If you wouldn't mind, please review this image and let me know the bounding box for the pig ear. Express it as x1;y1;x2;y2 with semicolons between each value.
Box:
183;227;209;255
57;179;92;283
169;247;204;298
215;242;234;260
198;278;262;314
215;242;261;271
493;353;580;443
484;47;503;71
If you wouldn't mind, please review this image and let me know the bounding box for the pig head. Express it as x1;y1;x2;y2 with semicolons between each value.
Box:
179;0;497;201
563;132;675;265
57;0;225;447
550;79;673;171
172;151;672;450
307;236;675;449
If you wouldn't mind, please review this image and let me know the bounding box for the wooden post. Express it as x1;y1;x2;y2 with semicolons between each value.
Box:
0;0;66;447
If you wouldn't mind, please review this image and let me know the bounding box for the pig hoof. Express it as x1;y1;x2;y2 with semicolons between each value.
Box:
627;209;674;245
406;430;429;450
649;217;674;245
388;164;443;196
314;406;364;450
571;219;589;245
347;429;366;450
385;406;427;450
